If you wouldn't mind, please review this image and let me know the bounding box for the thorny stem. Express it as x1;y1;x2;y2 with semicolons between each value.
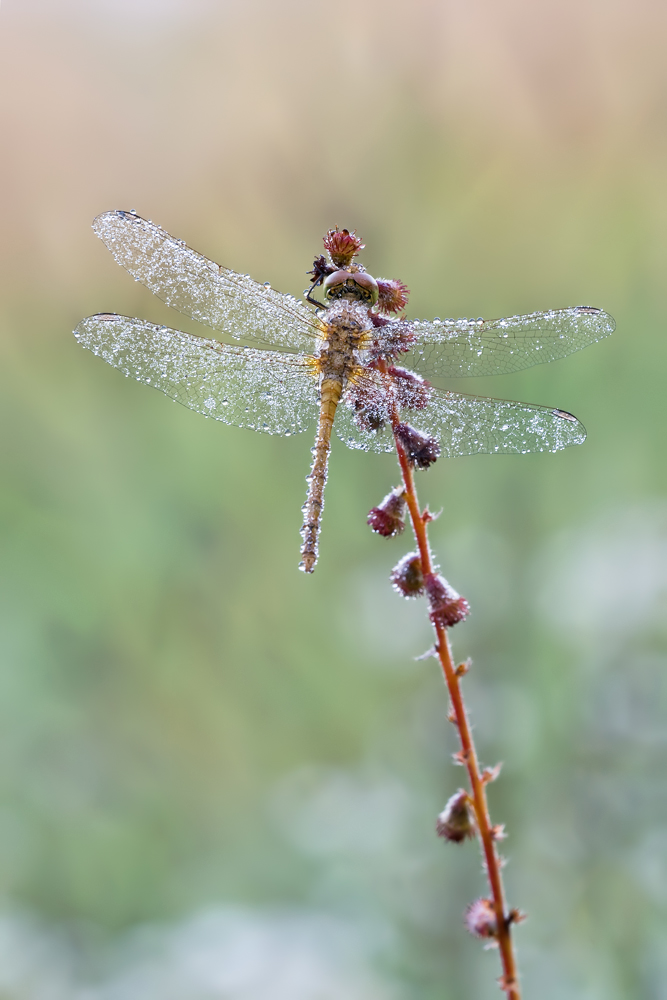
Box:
392;430;521;1000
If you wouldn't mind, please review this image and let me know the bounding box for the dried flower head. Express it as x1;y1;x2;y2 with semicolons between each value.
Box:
465;898;498;939
377;278;410;314
347;385;391;433
366;321;418;364
388;368;431;411
394;423;441;469
323;227;364;267
390;552;425;598
308;253;335;286
436;789;476;843
367;487;407;537
425;573;470;628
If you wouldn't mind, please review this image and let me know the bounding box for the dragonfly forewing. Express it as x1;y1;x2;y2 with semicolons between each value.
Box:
93;211;323;353
75;315;321;435
402;306;615;378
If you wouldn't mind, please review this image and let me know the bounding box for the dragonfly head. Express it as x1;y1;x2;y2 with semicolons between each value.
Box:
322;268;379;307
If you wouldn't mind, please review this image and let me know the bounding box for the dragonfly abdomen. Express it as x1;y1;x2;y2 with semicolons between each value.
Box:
299;378;343;573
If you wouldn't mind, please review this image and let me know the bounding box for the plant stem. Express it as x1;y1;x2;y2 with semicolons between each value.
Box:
393;434;521;1000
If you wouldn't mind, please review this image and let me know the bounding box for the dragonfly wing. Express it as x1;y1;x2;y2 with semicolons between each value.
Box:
400;307;615;377
334;391;396;454
333;369;396;453
75;314;320;435
409;386;586;457
92;211;323;352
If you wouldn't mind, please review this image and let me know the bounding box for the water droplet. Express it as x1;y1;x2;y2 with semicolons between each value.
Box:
263;281;271;289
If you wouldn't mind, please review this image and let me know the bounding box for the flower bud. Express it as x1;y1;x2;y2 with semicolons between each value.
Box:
376;278;410;314
387;368;430;411
367;487;406;537
323;226;364;267
465;898;498;939
394;423;441;469
308;253;335;285
390;552;424;597
425;573;470;628
436;789;475;843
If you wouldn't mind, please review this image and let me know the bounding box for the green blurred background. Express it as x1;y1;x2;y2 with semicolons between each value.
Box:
1;0;666;996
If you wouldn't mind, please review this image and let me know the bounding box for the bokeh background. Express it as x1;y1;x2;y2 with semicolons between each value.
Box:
1;0;667;996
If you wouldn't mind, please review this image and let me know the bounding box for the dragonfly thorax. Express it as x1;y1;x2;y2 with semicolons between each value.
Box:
322;267;379;307
316;300;374;383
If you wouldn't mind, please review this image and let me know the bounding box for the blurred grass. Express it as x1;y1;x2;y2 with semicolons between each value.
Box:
1;0;667;996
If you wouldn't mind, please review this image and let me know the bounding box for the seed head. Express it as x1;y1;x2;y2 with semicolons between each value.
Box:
388;368;431;411
377;278;410;314
394;423;441;469
390;552;424;598
308;253;335;286
465;898;498;939
425;573;470;628
367;320;418;363
367;487;407;537
436;789;475;843
323;227;364;267
377;278;410;313
348;391;390;433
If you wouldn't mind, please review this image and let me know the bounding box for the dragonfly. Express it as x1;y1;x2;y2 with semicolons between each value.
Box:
75;212;614;573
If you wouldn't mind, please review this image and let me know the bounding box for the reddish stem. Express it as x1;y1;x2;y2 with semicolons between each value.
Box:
392;432;521;999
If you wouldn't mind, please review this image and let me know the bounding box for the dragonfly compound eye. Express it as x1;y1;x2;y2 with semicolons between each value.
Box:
323;269;379;306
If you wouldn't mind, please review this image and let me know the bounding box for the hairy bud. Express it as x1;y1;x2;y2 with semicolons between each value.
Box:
394;423;441;469
388;368;431;411
367;487;406;537
376;278;410;314
323;227;364;267
425;573;470;628
436;789;475;843
308;253;335;285
465;898;498;939
390;552;424;598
